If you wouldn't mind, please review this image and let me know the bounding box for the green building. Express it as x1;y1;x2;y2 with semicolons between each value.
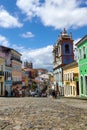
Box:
76;35;87;98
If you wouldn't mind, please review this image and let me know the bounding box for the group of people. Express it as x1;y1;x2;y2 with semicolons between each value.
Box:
11;88;22;97
5;88;22;97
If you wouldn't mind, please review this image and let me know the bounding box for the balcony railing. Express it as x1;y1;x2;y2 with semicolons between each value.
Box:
0;71;4;76
5;64;12;67
11;56;22;63
12;81;22;85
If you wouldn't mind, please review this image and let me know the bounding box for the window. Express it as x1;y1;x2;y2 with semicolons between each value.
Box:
81;76;83;94
83;46;86;59
63;74;66;80
79;49;82;59
70;73;72;81
58;46;61;56
56;47;58;57
85;76;87;95
68;73;69;81
66;73;68;81
71;86;72;95
1;65;3;71
65;44;70;53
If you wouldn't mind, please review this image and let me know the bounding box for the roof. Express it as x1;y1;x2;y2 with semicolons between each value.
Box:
62;61;78;70
76;35;87;46
0;45;22;56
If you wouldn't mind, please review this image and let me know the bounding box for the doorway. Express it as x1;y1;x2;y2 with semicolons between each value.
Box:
76;81;79;95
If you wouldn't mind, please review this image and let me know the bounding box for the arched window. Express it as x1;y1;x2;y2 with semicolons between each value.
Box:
65;44;70;53
81;76;83;94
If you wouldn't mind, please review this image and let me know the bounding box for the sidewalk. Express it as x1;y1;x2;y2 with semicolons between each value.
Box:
62;96;87;100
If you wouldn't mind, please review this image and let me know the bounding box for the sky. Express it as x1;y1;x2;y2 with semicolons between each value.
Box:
0;0;87;71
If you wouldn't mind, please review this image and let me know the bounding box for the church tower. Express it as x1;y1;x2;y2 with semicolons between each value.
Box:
53;29;74;95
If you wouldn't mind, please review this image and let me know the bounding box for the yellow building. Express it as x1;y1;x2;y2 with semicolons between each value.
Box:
63;61;79;97
0;54;5;96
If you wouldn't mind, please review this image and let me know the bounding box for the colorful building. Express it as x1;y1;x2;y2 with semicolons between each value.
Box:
5;66;12;96
0;52;5;96
76;35;87;98
2;46;12;97
11;49;22;92
63;61;79;97
53;29;74;95
0;46;22;96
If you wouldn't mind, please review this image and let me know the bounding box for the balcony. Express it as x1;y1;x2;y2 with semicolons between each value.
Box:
11;56;22;63
0;71;4;76
12;81;22;85
5;63;12;67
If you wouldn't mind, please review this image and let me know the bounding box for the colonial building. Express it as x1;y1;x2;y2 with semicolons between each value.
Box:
0;52;5;96
24;61;33;69
5;66;12;96
63;61;79;97
11;49;22;92
53;29;74;95
37;68;48;76
76;35;87;98
0;46;22;96
2;46;12;97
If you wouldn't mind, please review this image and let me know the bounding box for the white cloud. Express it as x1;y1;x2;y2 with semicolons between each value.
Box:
21;32;34;38
0;6;23;28
73;38;81;60
20;45;53;70
74;38;81;45
0;35;10;47
16;0;87;29
0;34;53;70
16;0;39;19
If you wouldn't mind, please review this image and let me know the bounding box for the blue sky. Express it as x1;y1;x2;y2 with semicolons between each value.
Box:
0;0;87;71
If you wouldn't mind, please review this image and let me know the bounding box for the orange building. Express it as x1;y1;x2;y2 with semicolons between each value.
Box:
11;49;22;93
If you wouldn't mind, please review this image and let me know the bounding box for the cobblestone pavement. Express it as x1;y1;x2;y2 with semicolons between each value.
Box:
0;97;87;130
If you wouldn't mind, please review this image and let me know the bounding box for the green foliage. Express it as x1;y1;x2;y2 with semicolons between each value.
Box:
74;76;79;81
31;82;37;90
66;81;70;85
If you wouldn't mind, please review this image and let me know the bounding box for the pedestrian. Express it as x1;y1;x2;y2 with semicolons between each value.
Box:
19;89;22;97
52;90;56;98
5;90;8;97
57;91;60;99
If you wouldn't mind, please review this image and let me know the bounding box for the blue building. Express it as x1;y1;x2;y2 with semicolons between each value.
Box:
5;66;12;96
53;29;74;95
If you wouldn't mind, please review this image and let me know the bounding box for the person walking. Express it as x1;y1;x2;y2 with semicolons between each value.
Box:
5;90;8;97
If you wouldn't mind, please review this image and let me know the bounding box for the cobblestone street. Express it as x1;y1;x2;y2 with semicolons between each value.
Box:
0;97;87;130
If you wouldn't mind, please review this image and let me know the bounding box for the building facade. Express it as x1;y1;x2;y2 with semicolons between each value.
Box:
11;49;22;92
5;66;12;96
53;29;74;95
63;61;79;97
76;35;87;98
0;52;5;96
0;46;22;96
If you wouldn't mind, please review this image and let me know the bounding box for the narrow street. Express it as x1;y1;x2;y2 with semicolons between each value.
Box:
0;97;87;130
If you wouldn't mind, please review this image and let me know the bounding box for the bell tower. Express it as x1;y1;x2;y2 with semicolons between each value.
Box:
60;28;74;65
53;28;74;95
